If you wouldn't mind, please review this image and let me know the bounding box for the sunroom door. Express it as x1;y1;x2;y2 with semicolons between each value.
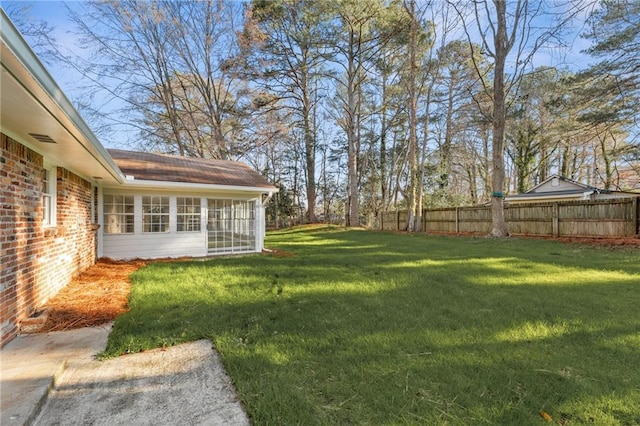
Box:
207;199;256;254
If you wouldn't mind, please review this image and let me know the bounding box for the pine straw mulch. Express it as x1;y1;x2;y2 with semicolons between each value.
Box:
553;236;640;248
38;258;147;332
265;248;295;257
512;235;640;249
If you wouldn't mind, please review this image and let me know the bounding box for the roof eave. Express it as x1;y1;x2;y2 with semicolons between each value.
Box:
0;9;125;184
106;178;278;194
505;191;593;202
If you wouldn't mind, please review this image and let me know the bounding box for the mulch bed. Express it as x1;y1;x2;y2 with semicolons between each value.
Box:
423;231;640;248
38;259;146;332
553;236;640;248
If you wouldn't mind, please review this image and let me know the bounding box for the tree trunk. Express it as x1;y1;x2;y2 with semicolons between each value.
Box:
405;0;419;232
440;81;454;190
417;86;432;229
489;0;509;237
599;134;613;190
302;85;318;223
346;32;360;227
380;72;388;213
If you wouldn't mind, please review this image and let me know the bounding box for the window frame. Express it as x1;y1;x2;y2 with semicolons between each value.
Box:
103;194;135;234
142;195;170;234
176;197;202;233
42;165;56;227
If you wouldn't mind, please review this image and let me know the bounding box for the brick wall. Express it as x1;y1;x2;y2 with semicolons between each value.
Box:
1;133;97;347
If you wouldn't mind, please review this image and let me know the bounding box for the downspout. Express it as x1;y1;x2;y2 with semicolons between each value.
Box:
259;192;274;252
262;191;274;236
263;191;274;206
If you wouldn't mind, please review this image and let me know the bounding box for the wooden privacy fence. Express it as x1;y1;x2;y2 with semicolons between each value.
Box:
380;198;640;238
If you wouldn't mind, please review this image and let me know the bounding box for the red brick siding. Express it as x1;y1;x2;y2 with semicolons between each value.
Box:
1;133;96;347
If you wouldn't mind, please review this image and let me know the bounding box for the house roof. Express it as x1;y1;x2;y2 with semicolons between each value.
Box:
526;175;600;193
108;149;276;191
505;174;639;202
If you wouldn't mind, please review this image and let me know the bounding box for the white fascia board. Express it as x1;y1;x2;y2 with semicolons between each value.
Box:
112;179;279;194
0;10;125;184
505;191;593;202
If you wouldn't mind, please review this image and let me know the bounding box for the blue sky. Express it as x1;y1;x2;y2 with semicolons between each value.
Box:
10;1;85;87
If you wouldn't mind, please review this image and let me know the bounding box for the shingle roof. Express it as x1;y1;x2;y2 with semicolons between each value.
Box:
108;149;275;190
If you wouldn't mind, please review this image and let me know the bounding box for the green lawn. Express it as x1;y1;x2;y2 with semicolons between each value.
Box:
104;226;640;425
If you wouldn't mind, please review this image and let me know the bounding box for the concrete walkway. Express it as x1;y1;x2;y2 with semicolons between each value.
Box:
1;325;249;425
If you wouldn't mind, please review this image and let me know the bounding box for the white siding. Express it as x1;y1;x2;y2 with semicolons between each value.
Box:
103;232;207;259
256;200;265;251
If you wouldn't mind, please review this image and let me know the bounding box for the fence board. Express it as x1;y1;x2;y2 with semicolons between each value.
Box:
380;212;397;231
381;197;639;238
424;208;457;233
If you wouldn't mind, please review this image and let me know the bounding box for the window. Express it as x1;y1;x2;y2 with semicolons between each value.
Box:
177;197;201;232
104;195;134;234
42;166;56;226
142;196;169;233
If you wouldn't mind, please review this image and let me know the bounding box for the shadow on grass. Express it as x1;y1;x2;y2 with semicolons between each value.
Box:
105;229;640;424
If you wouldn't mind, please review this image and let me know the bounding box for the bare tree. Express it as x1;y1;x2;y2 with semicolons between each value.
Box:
165;1;252;160
402;0;421;231
67;0;252;159
450;0;589;237
4;3;58;64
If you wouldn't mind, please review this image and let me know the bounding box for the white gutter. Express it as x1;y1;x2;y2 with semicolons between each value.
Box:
108;178;279;194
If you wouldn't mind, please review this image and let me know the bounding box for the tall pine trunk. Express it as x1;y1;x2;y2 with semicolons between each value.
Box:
405;0;420;232
489;0;509;237
346;31;360;227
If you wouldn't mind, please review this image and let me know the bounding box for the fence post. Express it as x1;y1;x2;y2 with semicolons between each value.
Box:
422;208;427;233
455;207;460;234
552;202;559;238
633;197;639;237
396;210;400;232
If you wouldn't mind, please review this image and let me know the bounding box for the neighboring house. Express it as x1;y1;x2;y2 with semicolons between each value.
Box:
0;11;276;346
505;175;639;204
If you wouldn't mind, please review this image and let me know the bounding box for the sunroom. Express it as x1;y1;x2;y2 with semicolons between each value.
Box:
99;150;277;260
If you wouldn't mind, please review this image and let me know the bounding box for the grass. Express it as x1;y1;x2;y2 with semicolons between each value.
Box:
103;226;640;425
